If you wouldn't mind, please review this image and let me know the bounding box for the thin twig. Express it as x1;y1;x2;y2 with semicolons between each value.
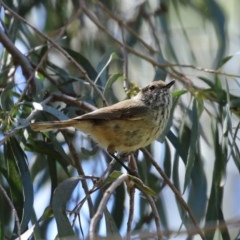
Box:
89;173;129;240
143;194;162;240
127;184;135;239
50;93;97;112
128;153;140;178
0;29;34;81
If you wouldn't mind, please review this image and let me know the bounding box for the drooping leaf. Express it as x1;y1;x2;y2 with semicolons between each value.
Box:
96;51;118;86
26;139;71;175
103;73;123;100
4;136;34;235
184;99;199;191
218;55;233;68
205;121;226;239
129;174;156;197
32;102;69;121
52;177;80;237
163;141;171;178
167;130;187;165
187;153;207;222
63;47;98;81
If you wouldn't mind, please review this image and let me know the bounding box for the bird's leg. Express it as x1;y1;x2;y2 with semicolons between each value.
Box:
108;152;136;176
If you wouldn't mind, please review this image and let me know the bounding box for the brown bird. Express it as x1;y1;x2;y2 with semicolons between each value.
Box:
31;80;175;155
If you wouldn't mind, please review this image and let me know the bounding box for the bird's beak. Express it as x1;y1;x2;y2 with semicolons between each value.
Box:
165;80;175;89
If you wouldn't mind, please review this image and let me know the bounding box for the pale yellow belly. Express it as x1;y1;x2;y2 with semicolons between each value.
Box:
76;119;161;153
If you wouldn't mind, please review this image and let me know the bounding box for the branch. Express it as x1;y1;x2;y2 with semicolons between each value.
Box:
143;194;162;240
127;185;135;239
0;29;34;81
89;173;129;239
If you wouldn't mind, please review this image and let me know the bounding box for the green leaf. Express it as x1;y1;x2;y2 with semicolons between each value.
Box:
167;130;187;164
218;208;231;240
207;0;226;67
172;89;187;99
52;177;80;237
172;153;181;193
205;121;226;239
230;98;240;117
163;142;171;178
47;61;71;82
231;122;240;173
0;82;15;111
104;171;156;197
63;47;98;81
26;139;70;176
218;55;233;68
103;171;123;186
183;99;199;191
103;73;123;99
32;102;69;120
96;51;118;85
4;137;34;234
187;153;207;222
128;175;156;197
198;77;214;88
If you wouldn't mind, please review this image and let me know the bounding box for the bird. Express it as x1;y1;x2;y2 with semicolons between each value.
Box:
31;80;175;155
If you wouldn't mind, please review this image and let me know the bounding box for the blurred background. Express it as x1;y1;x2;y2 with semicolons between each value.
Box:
0;0;240;239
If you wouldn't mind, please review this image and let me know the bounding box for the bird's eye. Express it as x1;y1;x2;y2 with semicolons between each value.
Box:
149;85;155;91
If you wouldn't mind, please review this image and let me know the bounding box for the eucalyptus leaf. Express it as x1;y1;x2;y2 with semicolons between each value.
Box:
4;137;34;234
183;100;199;191
52;177;80;237
32;102;69;120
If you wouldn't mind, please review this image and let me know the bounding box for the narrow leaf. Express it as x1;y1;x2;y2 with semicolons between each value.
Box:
4;137;34;233
184;100;199;191
103;73;123;99
32;102;69;121
63;47;98;80
52;177;80;237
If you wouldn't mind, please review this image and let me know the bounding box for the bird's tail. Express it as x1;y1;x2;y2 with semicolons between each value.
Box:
30;119;79;132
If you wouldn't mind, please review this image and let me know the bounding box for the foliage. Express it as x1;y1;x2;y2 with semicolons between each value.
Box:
0;1;240;239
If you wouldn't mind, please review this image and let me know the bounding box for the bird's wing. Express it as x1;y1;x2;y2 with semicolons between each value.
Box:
74;99;151;121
